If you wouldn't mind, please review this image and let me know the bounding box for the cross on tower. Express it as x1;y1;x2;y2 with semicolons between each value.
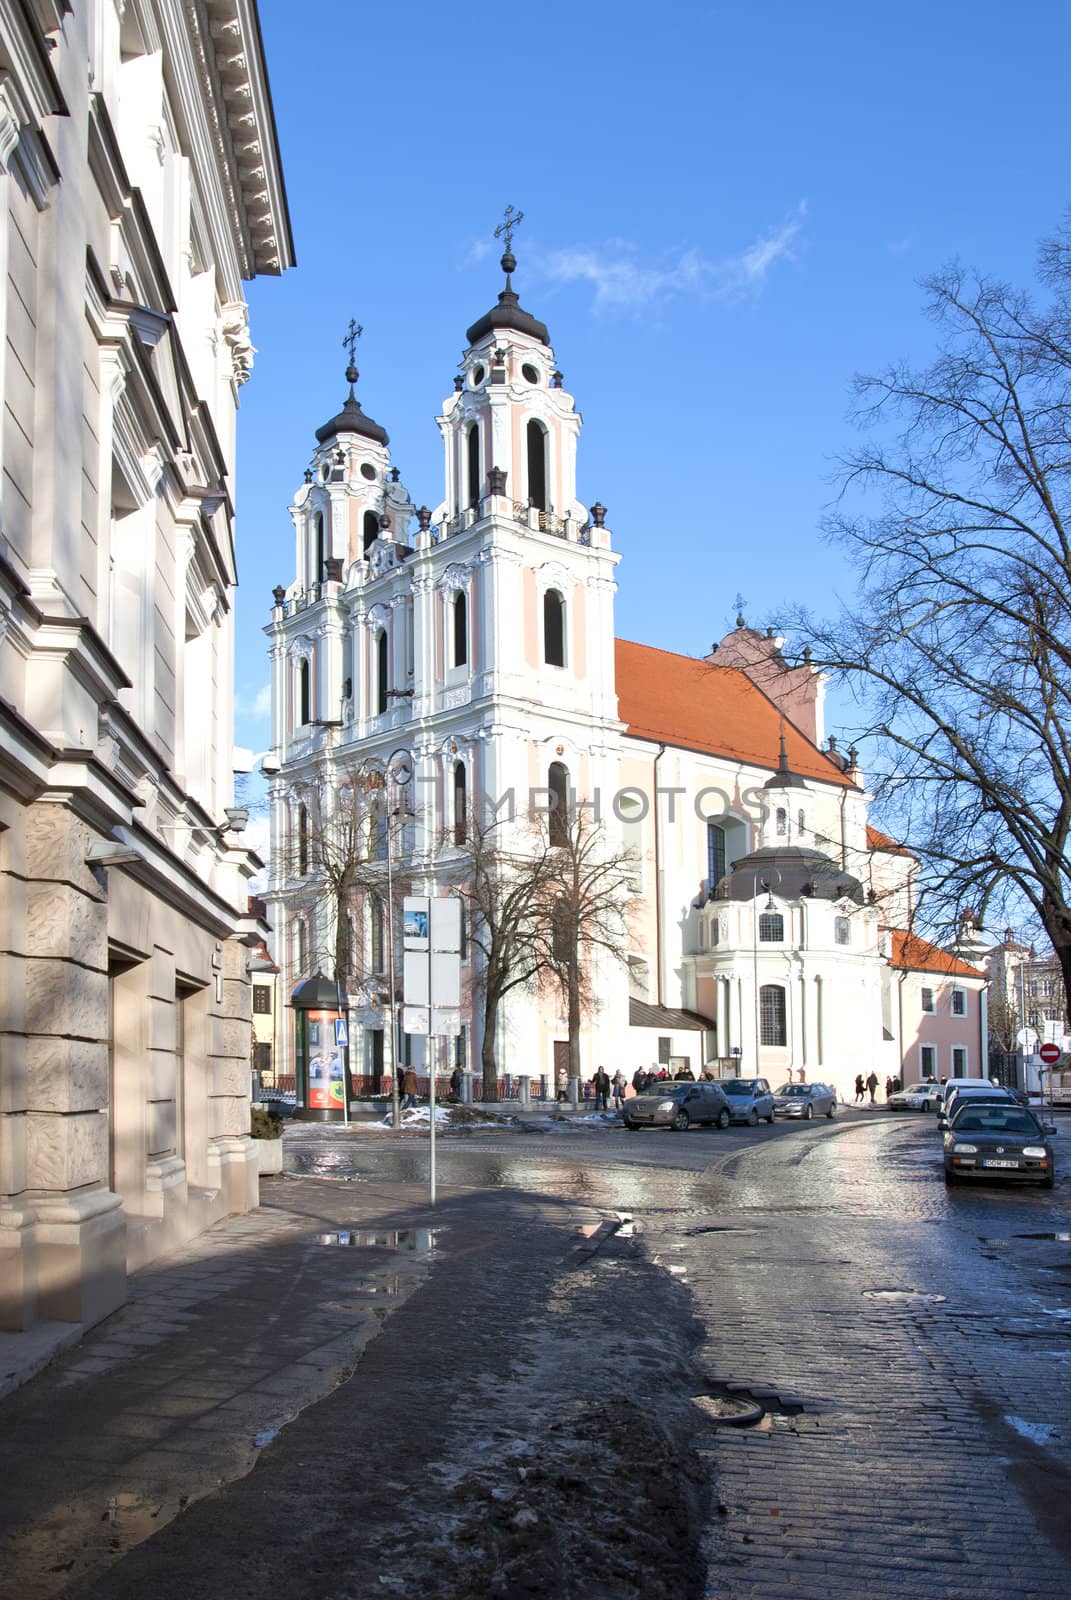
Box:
493;205;524;253
342;318;363;366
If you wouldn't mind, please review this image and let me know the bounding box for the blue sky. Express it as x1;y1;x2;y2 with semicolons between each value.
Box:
233;0;1071;754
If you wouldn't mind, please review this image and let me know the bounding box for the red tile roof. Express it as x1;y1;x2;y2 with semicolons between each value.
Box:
890;929;984;978
614;639;854;786
866;824;915;856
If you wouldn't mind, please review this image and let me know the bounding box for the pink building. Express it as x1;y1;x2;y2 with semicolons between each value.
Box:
890;931;987;1082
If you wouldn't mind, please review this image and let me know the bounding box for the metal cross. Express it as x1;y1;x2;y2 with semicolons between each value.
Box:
494;205;524;252
342;319;363;365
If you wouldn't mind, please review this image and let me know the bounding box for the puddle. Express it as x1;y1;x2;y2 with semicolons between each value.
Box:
253;1426;280;1449
1005;1415;1057;1445
314;1229;440;1252
863;1288;946;1304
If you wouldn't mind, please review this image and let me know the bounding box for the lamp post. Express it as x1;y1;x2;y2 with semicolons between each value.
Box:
383;748;412;1131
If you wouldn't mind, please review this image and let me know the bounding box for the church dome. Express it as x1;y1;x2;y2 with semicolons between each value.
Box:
465;244;549;348
315;362;389;446
715;845;865;905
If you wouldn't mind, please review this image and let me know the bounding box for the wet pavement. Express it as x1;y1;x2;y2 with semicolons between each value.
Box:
0;1109;1068;1598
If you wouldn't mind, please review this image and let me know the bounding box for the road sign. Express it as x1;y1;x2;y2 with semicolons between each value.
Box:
334;1017;348;1047
1039;1041;1061;1065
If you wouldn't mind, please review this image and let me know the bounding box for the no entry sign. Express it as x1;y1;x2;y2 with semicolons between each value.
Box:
1039;1041;1062;1065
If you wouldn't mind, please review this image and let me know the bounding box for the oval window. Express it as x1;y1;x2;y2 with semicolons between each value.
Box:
471;364;485;386
320;462;330;482
522;363;539;384
360;463;376;481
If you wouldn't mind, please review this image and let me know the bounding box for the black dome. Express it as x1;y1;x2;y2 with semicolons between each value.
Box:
291;972;344;1008
315;392;388;447
466;286;549;348
715;845;864;906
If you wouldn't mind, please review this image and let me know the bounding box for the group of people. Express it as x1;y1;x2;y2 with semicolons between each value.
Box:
853;1072;903;1104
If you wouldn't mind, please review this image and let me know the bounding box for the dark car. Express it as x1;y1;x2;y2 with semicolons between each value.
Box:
938;1087;1013;1130
772;1083;837;1120
719;1077;776;1125
943;1103;1057;1187
623;1081;732;1132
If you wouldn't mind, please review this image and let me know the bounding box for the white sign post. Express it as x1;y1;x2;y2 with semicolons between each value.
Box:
403;897;462;1205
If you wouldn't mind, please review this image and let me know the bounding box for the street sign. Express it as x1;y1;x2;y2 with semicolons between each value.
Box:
1039;1041;1061;1065
334;1018;349;1047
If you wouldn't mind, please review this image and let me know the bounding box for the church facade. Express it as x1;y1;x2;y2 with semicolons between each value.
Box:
264;237;984;1104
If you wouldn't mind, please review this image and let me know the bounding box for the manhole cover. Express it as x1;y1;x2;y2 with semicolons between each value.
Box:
691;1393;765;1427
863;1288;946;1304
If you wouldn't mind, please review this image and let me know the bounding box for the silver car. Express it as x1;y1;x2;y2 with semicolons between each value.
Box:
623;1081;732;1132
719;1077;776;1125
772;1082;837;1120
887;1081;942;1112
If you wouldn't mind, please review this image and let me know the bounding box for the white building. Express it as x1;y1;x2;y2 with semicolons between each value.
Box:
0;2;292;1342
266;238;949;1105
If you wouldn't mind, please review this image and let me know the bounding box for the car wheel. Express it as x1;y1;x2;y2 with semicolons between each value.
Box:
766;1110;775;1123
625;1122;640;1132
747;1108;758;1127
920;1100;930;1112
827;1103;837;1119
805;1104;814;1120
673;1109;690;1132
1042;1172;1056;1189
944;1168;958;1186
716;1108;730;1129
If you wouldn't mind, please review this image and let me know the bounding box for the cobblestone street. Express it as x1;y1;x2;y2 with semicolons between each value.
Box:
1;1109;1069;1598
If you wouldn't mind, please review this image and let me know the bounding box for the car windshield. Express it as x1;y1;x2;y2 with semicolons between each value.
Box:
952;1109;1043;1135
722;1081;756;1095
775;1085;807;1097
639;1083;682;1097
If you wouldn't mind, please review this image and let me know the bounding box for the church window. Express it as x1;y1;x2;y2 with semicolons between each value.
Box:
776;807;787;836
453;591;468;667
312;512;325;583
363;511;379;555
471;364;485;386
707;822;726;896
835;916;851;946
951;988;966;1017
360;463;376;481
297;805;309;876
298;659;310;725
527;420;547;511
453;761;467;844
759;912;784;943
376;628;389;714
548;761;569;848
544;589;565;667
798;809;806;838
760;985;787;1047
522;363;539;384
466;423;481;509
369;895;384;975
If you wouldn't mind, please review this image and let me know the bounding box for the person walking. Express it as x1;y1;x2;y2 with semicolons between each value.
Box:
449;1065;462;1102
593;1065;611;1111
866;1070;879;1105
611;1070;626;1111
401;1066;418;1110
556;1067;569;1103
854;1073;865;1103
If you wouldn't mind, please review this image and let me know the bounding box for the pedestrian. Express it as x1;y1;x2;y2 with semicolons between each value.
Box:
449;1065;462;1102
885;1076;894;1100
854;1073;865;1103
866;1070;879;1105
632;1067;646;1094
556;1067;569;1103
593;1065;611;1111
402;1066;418;1110
611;1070;626;1110
583;1078;593;1101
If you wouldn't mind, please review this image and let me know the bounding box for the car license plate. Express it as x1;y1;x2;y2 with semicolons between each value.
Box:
983;1159;1019;1168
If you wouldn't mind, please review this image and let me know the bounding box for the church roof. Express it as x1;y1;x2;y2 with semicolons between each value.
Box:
867;824;915;857
315;391;389;447
466;287;550;349
889;930;985;979
614;639;854;787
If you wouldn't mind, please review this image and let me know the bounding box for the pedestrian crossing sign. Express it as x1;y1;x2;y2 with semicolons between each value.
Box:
334;1018;348;1047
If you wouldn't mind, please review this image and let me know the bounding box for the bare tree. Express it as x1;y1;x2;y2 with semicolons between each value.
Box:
537;811;634;1088
459;810;555;1103
784;218;1071;1001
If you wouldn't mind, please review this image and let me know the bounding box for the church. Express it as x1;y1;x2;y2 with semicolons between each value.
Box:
263;223;987;1106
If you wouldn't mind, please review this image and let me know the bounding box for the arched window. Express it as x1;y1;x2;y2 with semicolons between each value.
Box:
544;588;565;667
466;422;481;509
298;658;310;725
297;804;309;876
453;591;468;667
760;985;787;1047
707;822;726;896
776;806;787;837
312;512;325;583
376;628;388;714
527;419;547;511
453;761;467;844
548;761;569;848
363;510;379;555
759;911;784;942
296;919;308;976
369;895;384;974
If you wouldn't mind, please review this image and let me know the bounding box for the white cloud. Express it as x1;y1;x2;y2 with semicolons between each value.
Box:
236;683;272;720
536;202;807;313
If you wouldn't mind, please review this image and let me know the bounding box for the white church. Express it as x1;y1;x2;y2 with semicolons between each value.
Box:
263;226;986;1106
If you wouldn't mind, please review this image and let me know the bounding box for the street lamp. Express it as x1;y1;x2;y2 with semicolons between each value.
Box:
383;748;413;1131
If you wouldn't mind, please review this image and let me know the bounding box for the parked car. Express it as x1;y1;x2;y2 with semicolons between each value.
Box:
772;1083;837;1119
623;1081;732;1132
943;1103;1057;1187
940;1085;1014;1129
888;1081;943;1112
719;1078;776;1125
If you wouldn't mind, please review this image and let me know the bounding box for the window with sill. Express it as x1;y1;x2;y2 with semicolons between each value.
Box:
759;912;784;943
951;988;966;1017
760;984;787;1047
921;987;935;1014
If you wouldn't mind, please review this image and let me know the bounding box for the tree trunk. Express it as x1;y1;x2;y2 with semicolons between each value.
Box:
567;957;581;1086
481;990;500;1103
